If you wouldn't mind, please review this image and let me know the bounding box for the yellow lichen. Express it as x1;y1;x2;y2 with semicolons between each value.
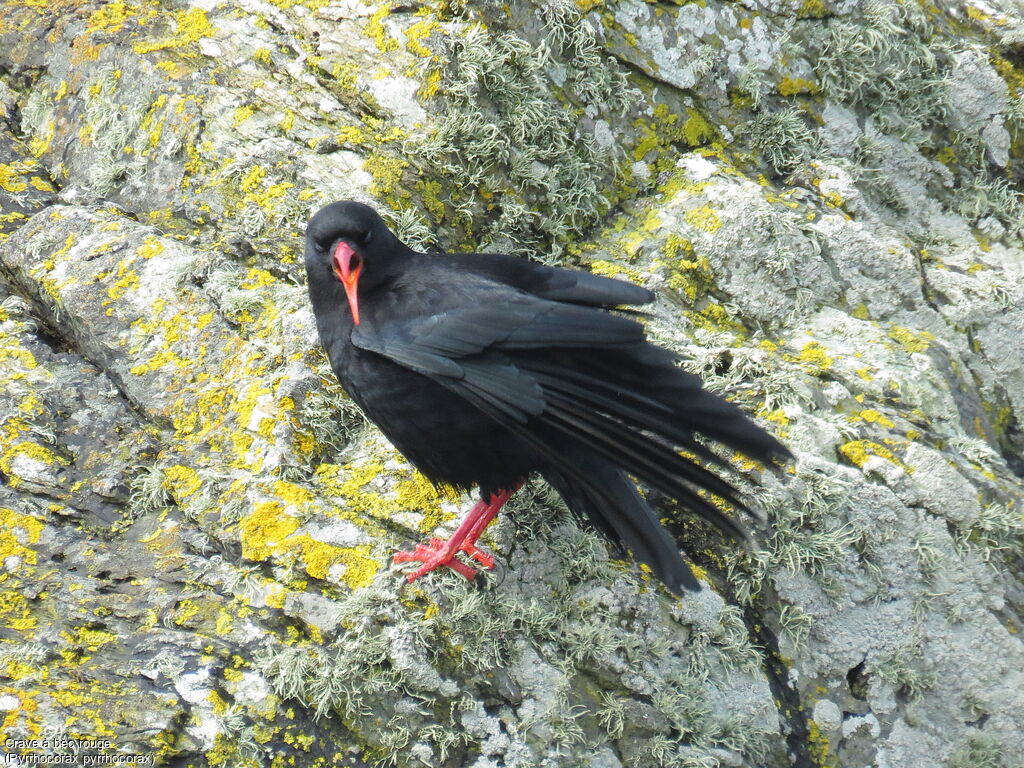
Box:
28;120;55;158
887;325;933;354
419;69;442;99
934;146;956;165
163;464;201;499
797;0;828;19
404;17;439;58
839;440;909;471
788;341;833;375
207;689;229;715
265;583;287;609
364;152;408;201
106;259;139;300
215;609;234;636
0;507;44;570
278;109;296;133
0;590;37;633
241;268;276;290
778;77;818;96
173;599;202;626
0;163;29;193
365;3;398;53
966;6;994;23
133;7;216;54
859;409;895;429
235;494;381;590
588;260;646;284
86;0;134;34
239;502;299;561
232;104;256;128
314;543;376;589
65;625;118;651
272;480;314;506
0;442;68;487
662;235;713;301
807;720;834;767
333;459;449;529
682;205;722;233
762;408;790;426
0;340;37;369
136;235;164;259
681;108;716;147
855;367;874;381
395;472;448;534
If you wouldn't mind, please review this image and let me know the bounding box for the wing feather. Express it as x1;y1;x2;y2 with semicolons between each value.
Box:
443;252;656;307
540;392;751;543
409;301;643;357
352;289;787;548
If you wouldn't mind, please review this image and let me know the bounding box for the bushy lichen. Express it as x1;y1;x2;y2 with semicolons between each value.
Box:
258;497;775;766
1;0;1023;765
728;466;858;605
409;4;638;254
815;2;951;144
748;108;816;176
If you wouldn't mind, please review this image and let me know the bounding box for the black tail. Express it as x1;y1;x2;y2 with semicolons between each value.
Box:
544;458;699;595
447;340;791;596
523;345;790;544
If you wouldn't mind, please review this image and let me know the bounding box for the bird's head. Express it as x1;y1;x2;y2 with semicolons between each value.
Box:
304;201;407;325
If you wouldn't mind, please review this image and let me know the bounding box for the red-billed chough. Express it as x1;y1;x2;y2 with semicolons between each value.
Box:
304;201;789;594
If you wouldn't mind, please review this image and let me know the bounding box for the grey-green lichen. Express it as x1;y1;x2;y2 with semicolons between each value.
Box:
256;490;775;766
410;9;634;254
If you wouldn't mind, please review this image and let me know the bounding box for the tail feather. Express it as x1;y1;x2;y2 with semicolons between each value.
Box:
532;347;789;467
545;463;699;595
541;393;751;544
541;386;744;509
528;365;738;473
519;344;790;548
443;337;792;596
577;350;790;468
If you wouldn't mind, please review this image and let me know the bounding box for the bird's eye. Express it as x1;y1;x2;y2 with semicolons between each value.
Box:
361;229;373;245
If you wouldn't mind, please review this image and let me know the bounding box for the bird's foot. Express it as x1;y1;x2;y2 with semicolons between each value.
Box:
393;484;522;584
392;536;496;582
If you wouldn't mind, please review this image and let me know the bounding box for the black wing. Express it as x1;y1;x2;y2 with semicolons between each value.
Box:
444;252;656;308
352;289;787;547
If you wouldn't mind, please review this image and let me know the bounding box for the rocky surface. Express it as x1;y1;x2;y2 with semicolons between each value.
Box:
0;0;1022;766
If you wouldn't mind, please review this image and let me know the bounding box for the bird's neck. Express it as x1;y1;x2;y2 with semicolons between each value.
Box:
308;267;353;346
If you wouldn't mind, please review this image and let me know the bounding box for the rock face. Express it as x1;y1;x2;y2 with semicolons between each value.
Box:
0;0;1022;766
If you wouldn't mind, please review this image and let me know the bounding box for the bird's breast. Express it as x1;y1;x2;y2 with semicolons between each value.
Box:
337;345;538;493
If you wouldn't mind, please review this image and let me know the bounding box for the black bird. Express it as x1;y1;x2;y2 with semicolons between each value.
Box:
304;201;789;594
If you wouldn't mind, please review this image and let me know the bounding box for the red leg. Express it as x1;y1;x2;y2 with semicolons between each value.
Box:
393;482;523;583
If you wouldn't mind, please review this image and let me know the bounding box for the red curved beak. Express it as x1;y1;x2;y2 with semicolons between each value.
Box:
332;241;361;325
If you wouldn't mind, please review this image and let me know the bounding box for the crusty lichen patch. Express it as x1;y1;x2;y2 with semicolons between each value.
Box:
240;502;300;561
0;507;44;571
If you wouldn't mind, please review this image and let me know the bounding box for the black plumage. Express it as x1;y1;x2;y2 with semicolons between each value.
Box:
304;201;789;594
